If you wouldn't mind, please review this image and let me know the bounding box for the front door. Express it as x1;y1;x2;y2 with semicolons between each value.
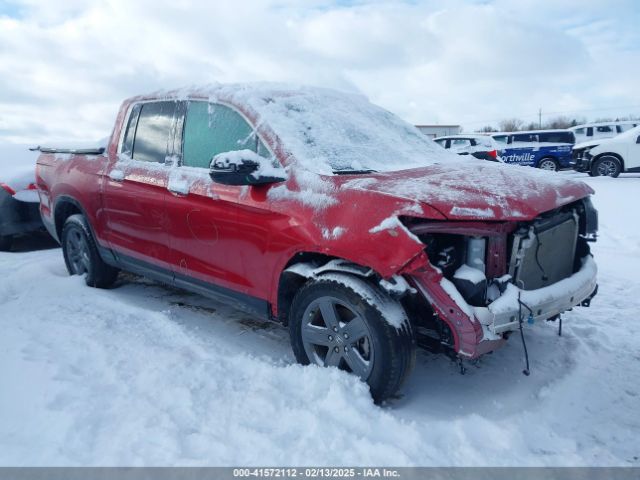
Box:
165;100;277;304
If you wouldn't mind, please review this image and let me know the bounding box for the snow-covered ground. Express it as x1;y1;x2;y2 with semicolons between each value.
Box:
0;172;638;466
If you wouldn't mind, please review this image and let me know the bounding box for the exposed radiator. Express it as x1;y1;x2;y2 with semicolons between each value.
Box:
508;211;579;290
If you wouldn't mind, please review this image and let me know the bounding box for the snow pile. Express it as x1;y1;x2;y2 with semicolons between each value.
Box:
0;172;639;466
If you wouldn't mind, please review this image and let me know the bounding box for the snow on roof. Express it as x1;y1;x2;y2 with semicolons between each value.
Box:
433;134;490;140
570;120;638;129
145;83;459;175
494;129;572;135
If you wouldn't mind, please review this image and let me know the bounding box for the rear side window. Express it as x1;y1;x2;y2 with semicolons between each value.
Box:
574;128;585;135
450;139;472;147
493;135;508;144
538;132;575;143
597;126;613;133
512;134;538;143
132;101;178;163
433;139;446;147
183;102;259;169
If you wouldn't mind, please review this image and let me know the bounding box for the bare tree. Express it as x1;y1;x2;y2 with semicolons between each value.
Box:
499;118;524;132
478;125;498;133
544;116;574;129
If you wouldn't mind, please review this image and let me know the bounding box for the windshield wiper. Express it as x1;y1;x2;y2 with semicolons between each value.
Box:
332;169;377;175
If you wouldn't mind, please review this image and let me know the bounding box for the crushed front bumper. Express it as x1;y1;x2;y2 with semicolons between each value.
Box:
408;254;598;359
474;256;598;335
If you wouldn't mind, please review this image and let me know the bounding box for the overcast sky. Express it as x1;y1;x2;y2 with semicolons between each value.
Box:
0;0;638;143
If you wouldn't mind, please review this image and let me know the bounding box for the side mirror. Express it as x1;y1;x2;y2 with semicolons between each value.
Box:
209;150;287;186
636;135;640;144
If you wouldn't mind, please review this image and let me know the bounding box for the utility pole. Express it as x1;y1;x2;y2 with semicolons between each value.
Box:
538;108;542;128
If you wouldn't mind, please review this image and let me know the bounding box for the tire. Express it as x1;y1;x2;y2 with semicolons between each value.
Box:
289;273;415;403
592;156;622;178
538;157;558;171
61;214;119;288
0;235;12;252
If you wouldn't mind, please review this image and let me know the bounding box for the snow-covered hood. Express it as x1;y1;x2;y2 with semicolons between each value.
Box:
340;162;593;221
573;139;602;150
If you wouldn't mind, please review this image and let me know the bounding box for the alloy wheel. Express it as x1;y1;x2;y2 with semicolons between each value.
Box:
597;159;618;177
65;228;90;275
301;296;374;380
539;159;557;171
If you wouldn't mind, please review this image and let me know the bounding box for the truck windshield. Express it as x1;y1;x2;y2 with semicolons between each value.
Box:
247;87;457;174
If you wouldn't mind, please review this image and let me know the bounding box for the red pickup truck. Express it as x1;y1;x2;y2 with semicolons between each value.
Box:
36;84;598;402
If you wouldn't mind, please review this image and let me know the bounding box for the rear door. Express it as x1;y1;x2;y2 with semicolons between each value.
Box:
102;100;181;272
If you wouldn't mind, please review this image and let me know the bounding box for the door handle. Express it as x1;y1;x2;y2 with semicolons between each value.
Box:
109;169;125;182
168;187;188;197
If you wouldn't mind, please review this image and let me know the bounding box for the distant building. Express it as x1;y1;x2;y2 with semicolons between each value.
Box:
415;124;462;139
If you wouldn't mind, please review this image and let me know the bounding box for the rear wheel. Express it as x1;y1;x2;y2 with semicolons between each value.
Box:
0;235;12;251
538;157;558;171
592;156;621;178
289;273;415;403
61;214;119;288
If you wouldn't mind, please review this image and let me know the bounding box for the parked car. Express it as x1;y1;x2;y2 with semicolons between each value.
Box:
491;130;575;171
36;85;599;402
569;121;638;144
433;134;503;162
0;145;43;251
572;125;640;178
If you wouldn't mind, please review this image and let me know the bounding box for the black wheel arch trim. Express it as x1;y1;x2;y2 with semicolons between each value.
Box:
54;195;118;265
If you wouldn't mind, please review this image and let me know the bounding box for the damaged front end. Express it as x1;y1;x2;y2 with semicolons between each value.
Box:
399;197;599;359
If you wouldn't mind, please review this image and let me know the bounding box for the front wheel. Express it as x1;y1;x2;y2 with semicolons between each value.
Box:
289;273;415;403
538;158;558;171
61;214;119;288
592;156;622;178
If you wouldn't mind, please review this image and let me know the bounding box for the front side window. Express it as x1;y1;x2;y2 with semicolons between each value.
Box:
597;126;613;133
183;102;261;169
433;139;447;147
131;101;178;163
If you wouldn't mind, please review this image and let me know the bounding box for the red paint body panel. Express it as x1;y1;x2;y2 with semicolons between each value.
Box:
35;89;595;359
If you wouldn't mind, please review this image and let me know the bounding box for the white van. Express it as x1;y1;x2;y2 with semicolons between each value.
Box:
569;121;638;143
